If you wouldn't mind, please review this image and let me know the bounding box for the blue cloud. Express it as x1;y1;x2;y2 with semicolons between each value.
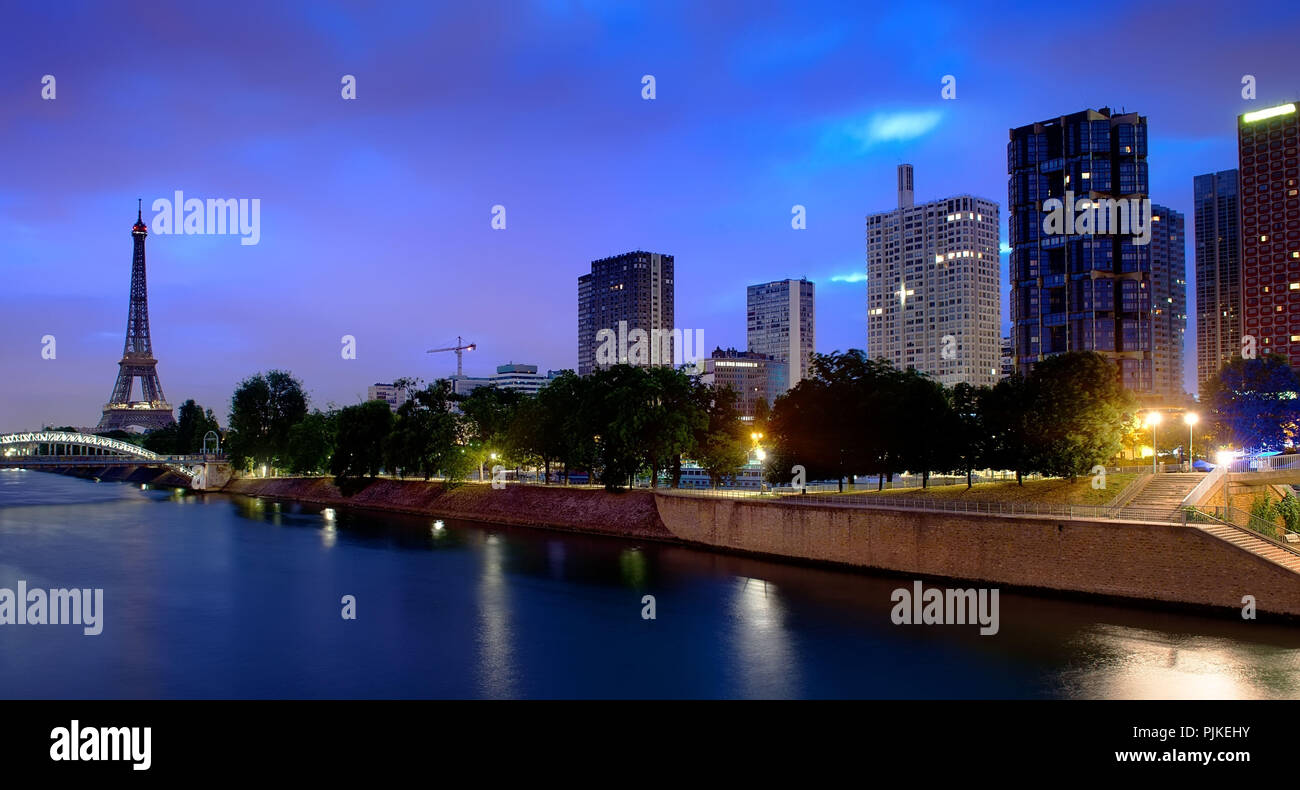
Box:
821;109;945;156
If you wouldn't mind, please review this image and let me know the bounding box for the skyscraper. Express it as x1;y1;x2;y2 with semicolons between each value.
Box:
746;278;814;392
577;251;675;376
1238;102;1300;367
1007;107;1153;392
866;165;1001;387
1193;169;1240;394
1150;204;1186;398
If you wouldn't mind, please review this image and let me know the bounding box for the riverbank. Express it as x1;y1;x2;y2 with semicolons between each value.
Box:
222;476;1300;619
221;476;678;542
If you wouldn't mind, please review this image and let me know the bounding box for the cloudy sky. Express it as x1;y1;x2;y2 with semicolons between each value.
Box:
1;0;1297;431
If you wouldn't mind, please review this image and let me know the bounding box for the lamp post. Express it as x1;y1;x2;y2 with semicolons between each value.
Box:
1144;411;1163;473
1183;413;1199;470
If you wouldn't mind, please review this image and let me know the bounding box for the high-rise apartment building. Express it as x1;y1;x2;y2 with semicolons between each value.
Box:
746;278;814;392
1194;169;1241;394
1238;102;1300;367
866;164;1001;387
1007;108;1153;392
577;251;675;376
1150;204;1186;398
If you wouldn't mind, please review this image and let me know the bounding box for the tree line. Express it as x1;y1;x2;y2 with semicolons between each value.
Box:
764;350;1136;489
215;366;748;492
109;349;1300;494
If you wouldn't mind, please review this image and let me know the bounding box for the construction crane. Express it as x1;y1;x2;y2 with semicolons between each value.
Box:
427;336;476;378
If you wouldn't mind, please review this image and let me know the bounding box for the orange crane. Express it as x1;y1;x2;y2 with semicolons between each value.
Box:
427;336;476;378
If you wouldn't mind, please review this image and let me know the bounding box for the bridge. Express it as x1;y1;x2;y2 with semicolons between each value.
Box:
0;432;232;490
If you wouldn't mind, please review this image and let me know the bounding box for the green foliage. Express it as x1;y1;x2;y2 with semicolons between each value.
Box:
693;385;748;487
331;400;394;484
1275;493;1300;535
1027;352;1136;480
387;381;468;481
226;370;308;470
1249;494;1279;537
457;385;524;465
288;410;337;474
143;400;221;455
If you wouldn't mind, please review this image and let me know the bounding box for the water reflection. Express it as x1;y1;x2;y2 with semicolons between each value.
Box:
477;533;515;698
3;474;1300;699
731;577;800;698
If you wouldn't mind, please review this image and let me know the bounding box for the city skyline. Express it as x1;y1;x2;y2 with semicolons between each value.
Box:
2;1;1296;431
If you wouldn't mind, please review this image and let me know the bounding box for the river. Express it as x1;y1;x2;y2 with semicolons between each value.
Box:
1;470;1298;699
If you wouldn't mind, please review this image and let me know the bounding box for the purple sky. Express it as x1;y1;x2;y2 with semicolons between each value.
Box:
2;0;1297;432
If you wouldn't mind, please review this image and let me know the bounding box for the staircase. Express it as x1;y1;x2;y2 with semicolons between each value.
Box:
1195;520;1300;573
1113;473;1204;521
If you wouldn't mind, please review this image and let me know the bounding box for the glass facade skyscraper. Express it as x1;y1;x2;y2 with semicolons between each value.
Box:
1193;169;1240;395
1149;204;1186;398
1007;107;1154;392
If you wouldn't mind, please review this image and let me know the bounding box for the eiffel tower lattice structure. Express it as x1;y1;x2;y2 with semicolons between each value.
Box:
95;202;176;432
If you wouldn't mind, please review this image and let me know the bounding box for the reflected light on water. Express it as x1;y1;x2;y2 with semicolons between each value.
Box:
1063;624;1300;700
477;533;515;698
731;577;800;698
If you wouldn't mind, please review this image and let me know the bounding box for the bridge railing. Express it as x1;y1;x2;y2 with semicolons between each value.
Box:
1225;454;1300;474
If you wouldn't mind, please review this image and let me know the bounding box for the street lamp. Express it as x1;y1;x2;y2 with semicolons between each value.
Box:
1184;413;1199;469
1144;411;1163;473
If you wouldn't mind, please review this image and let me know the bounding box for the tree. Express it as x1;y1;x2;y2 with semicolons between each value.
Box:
692;385;748;487
896;368;954;488
142;399;219;455
226;370;308;471
588;365;656;491
458;385;523;473
288;410;337;474
535;370;589;484
949;383;991;489
1204;354;1300;453
387;380;468;482
1028;352;1135;480
331;400;394;483
643;366;705;488
983;374;1035;485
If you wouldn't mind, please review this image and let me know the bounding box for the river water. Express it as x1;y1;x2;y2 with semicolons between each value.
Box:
1;470;1298;699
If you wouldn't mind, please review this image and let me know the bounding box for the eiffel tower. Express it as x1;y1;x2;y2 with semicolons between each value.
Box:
95;201;176;432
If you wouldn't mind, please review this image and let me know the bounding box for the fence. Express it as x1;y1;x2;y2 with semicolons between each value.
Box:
1184;505;1300;554
654;486;1186;523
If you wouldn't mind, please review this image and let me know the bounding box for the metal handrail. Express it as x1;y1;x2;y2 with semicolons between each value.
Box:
1106;473;1151;514
1184;506;1300;557
654;486;1184;523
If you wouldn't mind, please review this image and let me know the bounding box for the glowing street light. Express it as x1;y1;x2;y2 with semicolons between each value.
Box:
1184;413;1199;467
1144;411;1163;472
